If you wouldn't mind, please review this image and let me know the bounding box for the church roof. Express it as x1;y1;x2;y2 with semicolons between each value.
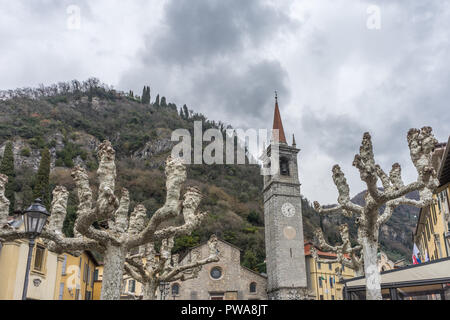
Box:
272;94;287;144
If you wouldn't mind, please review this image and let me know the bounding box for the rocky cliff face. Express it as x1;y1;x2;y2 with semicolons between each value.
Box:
0;137;42;170
0;131;100;171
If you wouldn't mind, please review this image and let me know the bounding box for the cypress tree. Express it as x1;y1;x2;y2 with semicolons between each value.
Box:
141;86;151;104
146;86;151;104
160;96;167;108
141;87;146;103
0;142;16;214
33;148;51;209
183;105;189;119
155;94;160;107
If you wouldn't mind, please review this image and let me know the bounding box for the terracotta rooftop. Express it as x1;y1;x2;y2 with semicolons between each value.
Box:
304;242;351;259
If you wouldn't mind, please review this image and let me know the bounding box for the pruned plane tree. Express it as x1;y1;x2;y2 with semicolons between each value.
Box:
0;141;209;300
313;127;439;300
124;234;220;300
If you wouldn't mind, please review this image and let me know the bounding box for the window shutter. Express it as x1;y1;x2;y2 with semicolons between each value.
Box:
59;283;65;300
62;255;67;275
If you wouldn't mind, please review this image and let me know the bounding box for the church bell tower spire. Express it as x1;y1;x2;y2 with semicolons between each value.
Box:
272;92;287;144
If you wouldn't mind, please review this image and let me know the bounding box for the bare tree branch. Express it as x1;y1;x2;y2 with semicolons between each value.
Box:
313;127;439;300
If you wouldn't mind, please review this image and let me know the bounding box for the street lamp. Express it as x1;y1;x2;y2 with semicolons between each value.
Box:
21;198;50;300
159;281;168;300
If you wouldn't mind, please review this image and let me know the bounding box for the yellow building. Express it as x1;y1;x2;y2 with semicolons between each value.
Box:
121;274;144;300
304;242;356;300
56;251;99;300
0;217;61;300
414;139;450;261
0;216;100;300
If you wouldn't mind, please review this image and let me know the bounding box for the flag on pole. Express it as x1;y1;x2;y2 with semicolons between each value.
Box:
412;243;422;264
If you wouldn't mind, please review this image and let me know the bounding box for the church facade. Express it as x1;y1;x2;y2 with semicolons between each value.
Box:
163;239;268;300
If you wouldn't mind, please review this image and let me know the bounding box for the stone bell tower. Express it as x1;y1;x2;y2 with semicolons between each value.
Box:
262;94;309;300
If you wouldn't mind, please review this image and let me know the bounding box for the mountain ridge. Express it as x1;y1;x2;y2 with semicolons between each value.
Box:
0;79;416;268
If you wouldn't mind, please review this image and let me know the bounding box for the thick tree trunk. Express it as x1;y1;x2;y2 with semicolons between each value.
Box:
142;280;159;300
362;237;382;300
101;244;127;300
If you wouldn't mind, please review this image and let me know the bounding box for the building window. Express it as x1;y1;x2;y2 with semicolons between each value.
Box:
172;283;180;296
328;263;332;271
210;267;222;280
33;245;45;272
318;277;323;288
331;295;335;300
319;295;324;300
250;282;257;293
83;263;88;282
58;283;64;300
317;262;321;269
330;276;334;288
94;269;99;281
61;255;67;275
431;205;437;225
75;289;80;300
129;280;136;293
430;217;435;234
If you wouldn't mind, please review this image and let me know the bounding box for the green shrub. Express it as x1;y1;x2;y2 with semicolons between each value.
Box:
20;148;31;157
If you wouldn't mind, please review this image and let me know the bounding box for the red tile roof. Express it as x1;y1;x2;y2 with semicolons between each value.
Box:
304;242;339;259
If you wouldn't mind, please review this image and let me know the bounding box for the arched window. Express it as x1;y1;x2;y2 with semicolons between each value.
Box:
280;157;290;176
249;282;257;293
172;283;180;296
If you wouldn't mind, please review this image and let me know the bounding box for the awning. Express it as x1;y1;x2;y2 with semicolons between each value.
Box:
344;257;450;290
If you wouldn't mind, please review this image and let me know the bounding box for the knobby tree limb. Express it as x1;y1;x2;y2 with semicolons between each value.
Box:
0;141;209;300
312;224;364;279
313;127;439;300
124;234;220;300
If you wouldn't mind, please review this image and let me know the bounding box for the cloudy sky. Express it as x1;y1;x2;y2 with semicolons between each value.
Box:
1;0;449;204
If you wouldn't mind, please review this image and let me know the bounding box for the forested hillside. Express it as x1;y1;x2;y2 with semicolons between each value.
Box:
0;79;415;270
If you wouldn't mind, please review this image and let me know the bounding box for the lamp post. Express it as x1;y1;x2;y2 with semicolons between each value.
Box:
21;198;50;300
159;281;168;300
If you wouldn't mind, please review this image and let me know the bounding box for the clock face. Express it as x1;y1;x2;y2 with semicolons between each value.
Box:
281;203;296;218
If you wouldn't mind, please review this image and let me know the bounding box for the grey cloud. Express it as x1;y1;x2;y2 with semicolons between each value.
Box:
191;59;290;129
120;0;296;130
147;0;296;66
300;110;366;161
